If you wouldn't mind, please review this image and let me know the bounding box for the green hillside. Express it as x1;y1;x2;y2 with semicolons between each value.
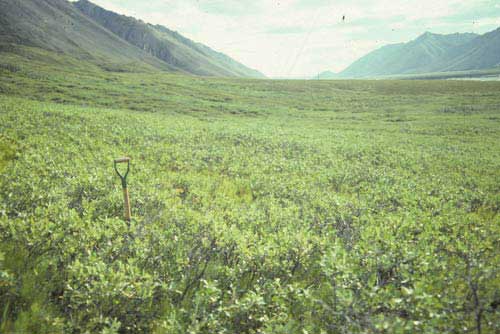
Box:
0;45;499;334
73;0;264;78
0;0;174;72
321;28;500;79
442;27;500;71
0;0;264;78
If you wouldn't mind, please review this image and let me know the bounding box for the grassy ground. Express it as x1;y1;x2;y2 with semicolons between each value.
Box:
0;47;499;333
375;67;500;80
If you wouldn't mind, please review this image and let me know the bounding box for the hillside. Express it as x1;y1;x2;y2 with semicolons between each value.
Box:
0;0;174;72
441;27;500;71
73;0;265;78
317;70;338;79
0;0;264;77
320;28;500;78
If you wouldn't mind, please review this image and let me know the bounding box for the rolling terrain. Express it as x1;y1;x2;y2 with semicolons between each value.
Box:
0;43;499;334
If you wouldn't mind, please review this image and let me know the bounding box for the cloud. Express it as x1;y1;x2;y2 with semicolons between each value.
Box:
84;0;500;77
197;0;263;16
265;26;310;35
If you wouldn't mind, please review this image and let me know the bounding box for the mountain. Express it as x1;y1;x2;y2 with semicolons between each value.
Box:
0;0;264;78
0;0;173;71
439;28;500;71
321;28;500;79
73;0;264;78
317;71;338;79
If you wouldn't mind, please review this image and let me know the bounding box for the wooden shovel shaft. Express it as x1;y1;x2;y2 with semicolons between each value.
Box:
123;187;131;222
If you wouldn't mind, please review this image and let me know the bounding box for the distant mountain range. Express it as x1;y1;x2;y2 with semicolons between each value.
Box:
319;28;500;79
0;0;264;78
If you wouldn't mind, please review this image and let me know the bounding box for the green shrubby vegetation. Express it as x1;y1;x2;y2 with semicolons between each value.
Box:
0;49;499;333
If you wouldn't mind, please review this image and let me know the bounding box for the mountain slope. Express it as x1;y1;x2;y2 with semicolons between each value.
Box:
73;0;265;78
322;29;500;79
440;28;500;71
337;43;406;78
0;0;174;72
317;71;338;79
338;31;481;78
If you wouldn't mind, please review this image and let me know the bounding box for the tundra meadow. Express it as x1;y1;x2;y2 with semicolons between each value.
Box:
0;47;499;333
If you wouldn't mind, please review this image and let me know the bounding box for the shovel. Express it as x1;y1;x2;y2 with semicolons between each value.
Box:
114;157;131;222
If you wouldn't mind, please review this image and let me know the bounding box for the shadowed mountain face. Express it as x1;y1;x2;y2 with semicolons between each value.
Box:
73;0;265;78
442;28;500;72
0;0;173;71
319;28;500;79
0;0;264;77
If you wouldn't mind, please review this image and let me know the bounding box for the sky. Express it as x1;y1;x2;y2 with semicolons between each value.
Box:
82;0;500;78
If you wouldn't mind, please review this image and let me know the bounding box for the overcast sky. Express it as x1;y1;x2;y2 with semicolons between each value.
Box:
84;0;500;78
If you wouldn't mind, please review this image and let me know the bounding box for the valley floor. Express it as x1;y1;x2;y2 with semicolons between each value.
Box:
0;48;499;333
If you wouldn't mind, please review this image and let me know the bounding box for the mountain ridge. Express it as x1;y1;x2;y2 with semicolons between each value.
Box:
0;0;264;78
0;0;173;72
319;28;500;79
73;0;265;78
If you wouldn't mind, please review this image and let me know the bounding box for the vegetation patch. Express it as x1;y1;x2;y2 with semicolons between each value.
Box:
0;135;17;171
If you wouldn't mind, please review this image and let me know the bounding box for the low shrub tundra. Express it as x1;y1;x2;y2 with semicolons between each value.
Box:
0;51;499;333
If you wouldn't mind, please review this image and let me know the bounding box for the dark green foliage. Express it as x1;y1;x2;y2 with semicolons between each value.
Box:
0;48;499;333
0;134;16;171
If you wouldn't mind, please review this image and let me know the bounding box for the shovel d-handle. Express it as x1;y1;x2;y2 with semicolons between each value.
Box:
114;157;131;164
114;157;130;187
114;157;131;222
